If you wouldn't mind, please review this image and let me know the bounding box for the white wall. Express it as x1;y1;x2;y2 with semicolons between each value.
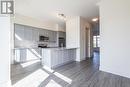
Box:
100;0;130;78
66;16;92;61
10;16;15;64
66;16;80;49
0;16;11;87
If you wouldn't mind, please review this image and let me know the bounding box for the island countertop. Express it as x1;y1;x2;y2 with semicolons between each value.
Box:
14;47;77;50
41;47;76;50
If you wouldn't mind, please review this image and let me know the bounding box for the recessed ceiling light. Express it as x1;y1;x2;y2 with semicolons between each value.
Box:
92;18;98;22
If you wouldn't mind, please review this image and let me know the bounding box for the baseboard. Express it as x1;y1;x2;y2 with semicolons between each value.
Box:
100;67;130;79
52;60;74;69
0;80;11;87
75;57;93;62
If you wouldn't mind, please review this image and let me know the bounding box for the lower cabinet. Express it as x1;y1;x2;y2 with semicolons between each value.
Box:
14;48;42;63
42;48;76;69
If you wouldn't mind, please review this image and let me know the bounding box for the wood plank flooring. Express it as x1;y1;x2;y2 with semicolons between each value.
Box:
11;52;130;87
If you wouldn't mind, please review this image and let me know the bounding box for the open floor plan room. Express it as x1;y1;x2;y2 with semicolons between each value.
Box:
0;0;130;87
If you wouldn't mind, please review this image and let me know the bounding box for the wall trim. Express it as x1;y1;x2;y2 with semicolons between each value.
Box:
100;67;130;79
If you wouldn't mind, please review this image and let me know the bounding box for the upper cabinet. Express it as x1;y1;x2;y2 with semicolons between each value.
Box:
39;29;46;36
32;28;39;42
14;24;59;48
15;24;24;41
39;29;57;42
49;31;57;42
24;26;33;41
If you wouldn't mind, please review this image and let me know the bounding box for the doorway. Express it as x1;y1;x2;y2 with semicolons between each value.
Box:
93;35;100;52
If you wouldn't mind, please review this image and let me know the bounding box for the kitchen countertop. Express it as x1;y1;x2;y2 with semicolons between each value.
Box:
14;47;76;50
14;47;40;49
42;47;76;50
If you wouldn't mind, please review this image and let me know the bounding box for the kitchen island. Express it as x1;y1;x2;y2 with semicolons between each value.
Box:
42;47;76;69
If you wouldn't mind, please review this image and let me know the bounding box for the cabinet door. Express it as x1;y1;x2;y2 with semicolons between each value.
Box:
49;31;54;42
14;24;24;41
51;51;58;67
47;30;52;41
14;24;24;47
14;49;21;62
46;30;49;37
24;26;32;41
57;50;63;64
14;49;27;63
39;29;46;36
50;31;57;42
63;50;68;63
20;49;27;62
32;29;39;42
53;31;57;42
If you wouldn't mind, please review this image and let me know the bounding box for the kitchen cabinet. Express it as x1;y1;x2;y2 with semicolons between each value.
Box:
32;29;39;42
14;24;58;48
14;24;25;47
53;31;57;41
46;30;49;37
39;29;45;36
39;29;57;42
15;24;24;41
47;30;52;41
24;26;33;41
14;48;42;63
49;31;57;42
42;48;76;68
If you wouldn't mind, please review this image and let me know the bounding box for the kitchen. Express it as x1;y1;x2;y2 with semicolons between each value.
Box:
14;23;76;69
1;0;130;87
11;14;92;86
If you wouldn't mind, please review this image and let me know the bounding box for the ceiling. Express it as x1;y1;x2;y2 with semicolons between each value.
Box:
15;0;100;25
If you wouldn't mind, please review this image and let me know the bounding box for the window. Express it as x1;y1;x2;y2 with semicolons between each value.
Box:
93;35;100;48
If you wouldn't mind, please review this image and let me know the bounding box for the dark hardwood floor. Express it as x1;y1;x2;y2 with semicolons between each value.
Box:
11;52;130;87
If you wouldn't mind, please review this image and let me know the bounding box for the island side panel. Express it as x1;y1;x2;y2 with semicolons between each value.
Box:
51;49;76;68
42;49;52;68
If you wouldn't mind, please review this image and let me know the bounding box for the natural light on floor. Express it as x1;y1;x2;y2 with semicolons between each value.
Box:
13;69;49;87
54;72;72;84
42;66;72;84
43;66;54;73
21;60;40;68
12;64;73;87
45;80;62;87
